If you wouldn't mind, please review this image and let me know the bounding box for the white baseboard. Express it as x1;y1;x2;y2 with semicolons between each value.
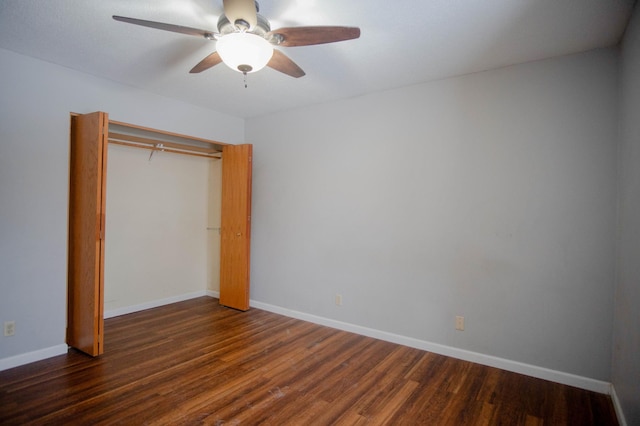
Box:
104;290;209;318
610;384;628;426
0;344;68;372
249;299;612;395
1;295;613;401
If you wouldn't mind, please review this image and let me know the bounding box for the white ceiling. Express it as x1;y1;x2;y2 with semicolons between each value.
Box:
0;0;635;118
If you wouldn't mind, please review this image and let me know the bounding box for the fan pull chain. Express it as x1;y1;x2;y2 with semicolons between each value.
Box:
237;65;252;88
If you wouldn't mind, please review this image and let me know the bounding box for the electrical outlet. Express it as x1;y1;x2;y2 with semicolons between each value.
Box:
335;294;343;306
4;321;15;337
455;316;464;331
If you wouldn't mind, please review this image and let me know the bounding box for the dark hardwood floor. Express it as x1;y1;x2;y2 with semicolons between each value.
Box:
0;297;618;425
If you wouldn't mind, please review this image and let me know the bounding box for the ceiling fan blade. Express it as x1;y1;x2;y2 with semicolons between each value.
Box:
268;26;361;47
113;16;216;39
190;52;223;73
267;50;305;78
222;0;257;30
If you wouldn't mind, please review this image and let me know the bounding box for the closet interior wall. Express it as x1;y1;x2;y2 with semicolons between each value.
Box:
103;120;224;315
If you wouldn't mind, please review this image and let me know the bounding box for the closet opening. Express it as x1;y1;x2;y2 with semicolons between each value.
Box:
67;112;252;356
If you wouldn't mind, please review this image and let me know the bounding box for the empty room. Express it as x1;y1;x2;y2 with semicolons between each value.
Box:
1;0;639;424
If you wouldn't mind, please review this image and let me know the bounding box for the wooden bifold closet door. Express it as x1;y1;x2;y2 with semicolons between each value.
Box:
220;144;252;311
67;111;108;356
67;112;252;356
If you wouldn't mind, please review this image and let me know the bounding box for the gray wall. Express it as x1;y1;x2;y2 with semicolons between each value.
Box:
246;48;619;381
613;3;640;424
0;48;244;361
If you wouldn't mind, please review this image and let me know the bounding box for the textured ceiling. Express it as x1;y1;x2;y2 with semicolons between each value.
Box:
0;0;635;118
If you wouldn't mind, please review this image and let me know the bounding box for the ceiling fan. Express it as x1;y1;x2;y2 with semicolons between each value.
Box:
113;0;360;79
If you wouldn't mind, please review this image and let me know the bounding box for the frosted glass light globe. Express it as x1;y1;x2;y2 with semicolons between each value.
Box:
217;32;274;73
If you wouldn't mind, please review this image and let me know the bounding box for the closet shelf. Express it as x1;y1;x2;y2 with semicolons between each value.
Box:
107;119;227;159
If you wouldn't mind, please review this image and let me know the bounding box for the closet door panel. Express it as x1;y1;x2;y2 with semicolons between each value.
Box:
67;111;108;356
220;144;252;311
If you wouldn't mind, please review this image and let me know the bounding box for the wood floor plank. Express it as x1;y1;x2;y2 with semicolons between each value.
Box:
0;297;619;425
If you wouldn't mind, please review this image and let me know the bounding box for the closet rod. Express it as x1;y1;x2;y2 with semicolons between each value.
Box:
109;131;221;155
108;138;222;159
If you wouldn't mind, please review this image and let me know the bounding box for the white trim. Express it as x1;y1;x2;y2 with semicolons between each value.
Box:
104;290;208;318
249;299;612;395
0;344;68;372
610;384;628;426
1;295;612;396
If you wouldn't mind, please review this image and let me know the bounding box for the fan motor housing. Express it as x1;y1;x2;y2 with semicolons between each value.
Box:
217;13;271;37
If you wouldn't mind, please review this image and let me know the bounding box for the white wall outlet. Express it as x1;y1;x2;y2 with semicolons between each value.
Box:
4;320;16;336
455;316;465;331
335;294;343;306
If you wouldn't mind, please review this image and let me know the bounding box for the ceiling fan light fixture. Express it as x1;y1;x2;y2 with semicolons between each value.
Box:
217;32;273;73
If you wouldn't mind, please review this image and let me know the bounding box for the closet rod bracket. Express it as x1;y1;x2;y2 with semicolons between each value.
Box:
148;143;165;161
